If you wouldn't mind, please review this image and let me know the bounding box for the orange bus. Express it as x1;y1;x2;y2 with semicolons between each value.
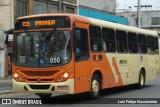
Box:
12;14;159;98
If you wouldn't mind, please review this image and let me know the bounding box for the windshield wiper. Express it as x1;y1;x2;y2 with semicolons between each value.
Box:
41;28;57;42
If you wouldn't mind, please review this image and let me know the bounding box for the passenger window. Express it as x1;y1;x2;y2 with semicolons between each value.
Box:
102;28;115;52
147;36;155;55
116;30;127;53
90;26;102;52
138;34;147;54
74;27;89;61
128;32;138;53
154;37;159;54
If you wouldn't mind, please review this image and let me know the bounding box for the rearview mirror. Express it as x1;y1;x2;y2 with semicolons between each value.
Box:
5;33;9;45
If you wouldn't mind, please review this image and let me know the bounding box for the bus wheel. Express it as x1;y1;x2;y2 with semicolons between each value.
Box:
137;70;145;89
36;93;52;98
90;74;101;98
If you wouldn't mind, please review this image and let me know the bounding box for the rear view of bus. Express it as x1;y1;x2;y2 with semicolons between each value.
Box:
12;14;74;98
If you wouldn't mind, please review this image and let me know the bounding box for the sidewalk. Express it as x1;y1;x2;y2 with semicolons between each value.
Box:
0;75;13;95
0;75;12;81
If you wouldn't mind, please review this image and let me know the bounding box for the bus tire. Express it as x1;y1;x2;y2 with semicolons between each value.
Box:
36;93;52;99
90;74;101;99
136;70;145;89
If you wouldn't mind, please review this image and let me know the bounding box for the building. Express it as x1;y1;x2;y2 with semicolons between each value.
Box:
14;0;78;21
0;0;12;77
79;0;116;14
78;0;127;24
116;10;160;33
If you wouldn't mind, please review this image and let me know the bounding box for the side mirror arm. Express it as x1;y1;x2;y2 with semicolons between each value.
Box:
5;33;9;45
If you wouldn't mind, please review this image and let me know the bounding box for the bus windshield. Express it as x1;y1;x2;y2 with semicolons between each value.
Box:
13;30;71;67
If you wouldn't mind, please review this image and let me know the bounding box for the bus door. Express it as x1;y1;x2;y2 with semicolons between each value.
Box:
73;23;90;93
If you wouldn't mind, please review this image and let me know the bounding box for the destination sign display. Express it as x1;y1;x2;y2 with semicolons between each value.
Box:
15;16;70;30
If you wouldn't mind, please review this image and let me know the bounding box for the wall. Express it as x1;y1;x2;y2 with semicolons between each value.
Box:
117;10;160;29
79;7;127;24
63;0;77;4
79;0;116;14
78;0;127;24
0;28;8;77
0;0;12;77
0;0;12;30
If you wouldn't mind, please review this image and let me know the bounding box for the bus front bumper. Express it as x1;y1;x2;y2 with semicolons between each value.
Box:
12;79;74;94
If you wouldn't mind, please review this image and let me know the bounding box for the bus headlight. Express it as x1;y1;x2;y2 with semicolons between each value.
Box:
55;70;72;82
64;73;69;78
13;73;23;82
14;73;19;78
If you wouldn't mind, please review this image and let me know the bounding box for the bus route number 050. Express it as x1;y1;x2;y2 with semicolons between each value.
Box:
50;57;61;64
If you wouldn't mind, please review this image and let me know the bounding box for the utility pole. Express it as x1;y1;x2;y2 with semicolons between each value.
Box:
77;0;79;14
58;0;62;13
137;0;141;28
135;3;152;28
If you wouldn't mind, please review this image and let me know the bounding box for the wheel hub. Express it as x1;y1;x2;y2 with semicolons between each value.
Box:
140;74;144;86
92;80;99;95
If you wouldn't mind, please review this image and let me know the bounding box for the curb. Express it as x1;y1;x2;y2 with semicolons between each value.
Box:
0;90;13;95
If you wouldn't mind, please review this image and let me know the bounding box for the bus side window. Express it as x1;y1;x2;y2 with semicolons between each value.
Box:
102;28;115;52
138;34;147;54
90;26;102;52
116;30;127;53
147;36;155;55
74;27;89;61
154;37;159;54
128;32;138;54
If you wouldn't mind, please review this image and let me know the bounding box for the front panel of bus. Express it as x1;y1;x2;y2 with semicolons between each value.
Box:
12;15;75;94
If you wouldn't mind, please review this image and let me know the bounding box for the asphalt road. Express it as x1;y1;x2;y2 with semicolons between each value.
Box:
0;77;160;107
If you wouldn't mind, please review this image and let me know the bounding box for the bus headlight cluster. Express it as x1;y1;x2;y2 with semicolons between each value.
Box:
55;70;72;82
13;73;23;82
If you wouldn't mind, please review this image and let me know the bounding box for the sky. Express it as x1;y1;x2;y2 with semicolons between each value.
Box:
116;0;160;11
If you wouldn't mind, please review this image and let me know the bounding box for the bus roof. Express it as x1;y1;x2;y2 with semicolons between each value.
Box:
88;17;158;36
17;14;158;36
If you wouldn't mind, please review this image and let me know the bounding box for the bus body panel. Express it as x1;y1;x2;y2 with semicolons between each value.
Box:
126;54;139;85
104;53;125;87
74;60;91;94
138;54;147;78
155;55;160;76
12;79;74;94
147;55;157;81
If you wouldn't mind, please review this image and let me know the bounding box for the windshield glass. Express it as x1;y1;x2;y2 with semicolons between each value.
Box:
13;30;71;67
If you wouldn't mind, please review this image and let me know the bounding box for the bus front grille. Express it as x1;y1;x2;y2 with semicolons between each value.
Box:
21;70;59;76
29;85;50;90
27;79;54;82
